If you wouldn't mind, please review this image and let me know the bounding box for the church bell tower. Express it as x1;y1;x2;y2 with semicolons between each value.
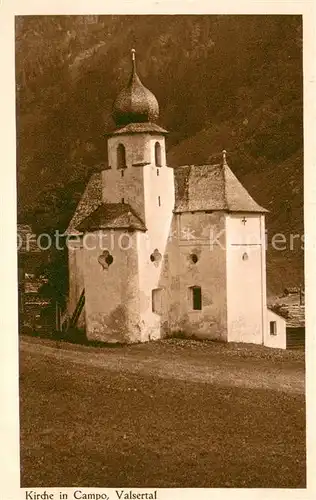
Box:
100;49;175;341
103;49;174;228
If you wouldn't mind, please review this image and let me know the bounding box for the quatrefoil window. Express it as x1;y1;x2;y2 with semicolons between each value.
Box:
98;250;114;270
150;249;162;267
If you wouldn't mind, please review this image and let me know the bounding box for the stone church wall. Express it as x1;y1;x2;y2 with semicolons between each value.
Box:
102;164;145;222
226;214;266;344
82;231;141;343
135;158;175;341
167;211;228;340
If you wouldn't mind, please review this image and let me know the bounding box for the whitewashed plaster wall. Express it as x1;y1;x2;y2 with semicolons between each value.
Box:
67;239;85;328
166;211;228;340
81;231;140;343
264;309;287;349
226;213;266;345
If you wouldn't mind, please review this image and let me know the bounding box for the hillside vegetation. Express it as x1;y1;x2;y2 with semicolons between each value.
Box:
16;15;303;294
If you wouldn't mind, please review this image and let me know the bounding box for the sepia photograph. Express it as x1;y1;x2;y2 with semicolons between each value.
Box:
15;13;306;490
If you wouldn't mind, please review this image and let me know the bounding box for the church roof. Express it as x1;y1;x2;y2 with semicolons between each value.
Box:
174;163;267;213
112;50;159;127
77;203;146;232
109;122;168;136
66;162;266;235
66;172;103;235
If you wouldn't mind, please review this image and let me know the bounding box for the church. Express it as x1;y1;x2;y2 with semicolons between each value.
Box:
66;49;286;349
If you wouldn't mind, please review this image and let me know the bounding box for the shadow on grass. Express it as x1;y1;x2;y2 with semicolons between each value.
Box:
20;326;125;349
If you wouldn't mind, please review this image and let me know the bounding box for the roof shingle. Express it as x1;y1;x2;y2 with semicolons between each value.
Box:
66;172;102;235
174;164;267;213
108;122;168;136
66;162;266;234
77;203;146;232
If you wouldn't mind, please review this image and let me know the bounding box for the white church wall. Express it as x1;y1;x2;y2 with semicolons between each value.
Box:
169;211;228;340
68;244;77;315
107;133;153;168
136;230;170;341
82;230;141;343
102;161;145;222
159;217;182;335
226;214;265;345
264;309;287;349
104;133;167;222
260;215;268;343
147;135;167;167
67;240;85;328
135;150;175;341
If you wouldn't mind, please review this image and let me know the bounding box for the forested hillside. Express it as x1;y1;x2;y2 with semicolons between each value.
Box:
15;15;303;294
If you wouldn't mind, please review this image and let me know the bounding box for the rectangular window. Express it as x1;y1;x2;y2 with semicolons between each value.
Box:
158;196;161;206
157;169;160;176
152;288;163;315
270;321;277;335
189;286;202;310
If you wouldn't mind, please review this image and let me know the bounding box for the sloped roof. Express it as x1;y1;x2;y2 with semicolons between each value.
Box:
66;172;102;235
112;53;159;127
109;122;168;136
77;203;146;232
174;163;267;213
268;304;305;328
67;162;266;234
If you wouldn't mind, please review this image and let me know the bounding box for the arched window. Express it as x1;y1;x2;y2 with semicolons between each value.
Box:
155;142;162;167
117;143;126;169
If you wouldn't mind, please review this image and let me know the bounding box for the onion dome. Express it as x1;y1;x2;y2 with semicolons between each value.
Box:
112;49;159;127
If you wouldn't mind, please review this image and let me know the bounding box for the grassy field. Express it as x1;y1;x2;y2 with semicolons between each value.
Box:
20;339;305;488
